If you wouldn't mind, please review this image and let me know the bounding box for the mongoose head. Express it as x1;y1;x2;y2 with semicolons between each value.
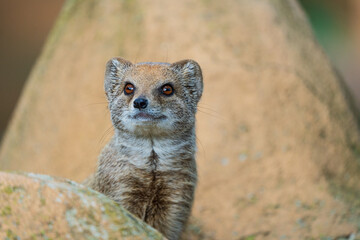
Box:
104;57;203;137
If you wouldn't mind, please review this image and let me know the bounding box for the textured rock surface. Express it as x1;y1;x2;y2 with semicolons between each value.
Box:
0;171;164;239
0;0;360;239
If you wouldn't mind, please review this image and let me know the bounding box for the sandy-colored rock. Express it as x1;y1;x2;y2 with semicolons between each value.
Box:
0;171;164;239
0;0;360;239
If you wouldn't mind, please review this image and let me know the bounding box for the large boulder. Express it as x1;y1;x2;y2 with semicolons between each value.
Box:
0;0;359;239
0;172;164;239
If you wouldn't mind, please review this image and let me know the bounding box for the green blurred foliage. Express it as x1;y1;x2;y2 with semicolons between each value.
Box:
299;0;349;57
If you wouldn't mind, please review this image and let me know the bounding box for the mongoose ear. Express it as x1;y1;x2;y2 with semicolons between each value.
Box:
170;59;203;104
104;57;133;101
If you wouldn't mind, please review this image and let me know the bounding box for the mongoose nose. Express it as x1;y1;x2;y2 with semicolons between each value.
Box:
133;98;148;109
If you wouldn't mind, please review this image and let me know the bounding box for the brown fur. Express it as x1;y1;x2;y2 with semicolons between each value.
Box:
85;57;203;240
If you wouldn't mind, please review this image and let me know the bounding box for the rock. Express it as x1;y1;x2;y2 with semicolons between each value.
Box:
0;171;164;239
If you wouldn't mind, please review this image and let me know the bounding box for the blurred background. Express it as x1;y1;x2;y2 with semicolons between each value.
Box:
0;0;359;140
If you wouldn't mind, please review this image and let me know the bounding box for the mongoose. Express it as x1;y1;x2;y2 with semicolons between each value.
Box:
85;57;203;240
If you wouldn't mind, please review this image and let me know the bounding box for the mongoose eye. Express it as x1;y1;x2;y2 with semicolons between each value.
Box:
124;83;135;95
161;84;174;96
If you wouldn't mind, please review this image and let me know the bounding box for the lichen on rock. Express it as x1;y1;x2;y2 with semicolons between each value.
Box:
0;171;165;239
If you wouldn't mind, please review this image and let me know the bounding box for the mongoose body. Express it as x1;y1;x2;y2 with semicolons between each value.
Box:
86;57;203;240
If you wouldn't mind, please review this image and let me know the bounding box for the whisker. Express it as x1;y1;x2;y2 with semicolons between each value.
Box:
198;107;221;116
198;104;219;113
98;124;114;147
196;136;207;162
197;109;224;121
80;102;108;108
198;102;215;108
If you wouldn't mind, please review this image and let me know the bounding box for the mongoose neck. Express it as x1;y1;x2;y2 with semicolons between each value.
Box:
114;126;196;143
112;127;197;170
